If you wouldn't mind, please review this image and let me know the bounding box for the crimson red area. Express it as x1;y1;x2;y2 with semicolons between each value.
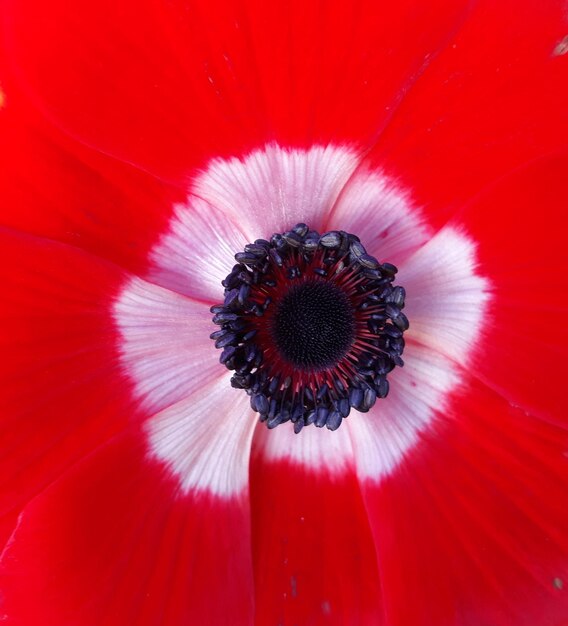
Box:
250;457;384;625
366;0;568;227
1;0;468;185
0;229;136;545
455;152;568;425
0;0;567;624
0;110;183;275
0;432;255;626
361;376;568;626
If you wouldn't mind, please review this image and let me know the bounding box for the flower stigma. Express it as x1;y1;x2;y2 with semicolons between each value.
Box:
210;223;408;433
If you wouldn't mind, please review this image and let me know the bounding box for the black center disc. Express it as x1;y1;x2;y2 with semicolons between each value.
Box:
271;280;355;370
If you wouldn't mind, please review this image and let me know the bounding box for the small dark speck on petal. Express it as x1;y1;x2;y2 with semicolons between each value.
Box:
290;576;298;598
553;35;568;56
553;577;563;590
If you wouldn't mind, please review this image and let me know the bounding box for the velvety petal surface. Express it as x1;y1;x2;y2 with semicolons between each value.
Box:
0;229;137;547
352;153;568;626
326;167;428;267
450;152;568;424
362;0;568;227
250;442;385;626
148;199;251;301
113;274;259;497
113;276;220;412
0;431;255;625
355;377;568;626
1;0;469;183
0;108;182;275
0;232;256;624
146;377;256;498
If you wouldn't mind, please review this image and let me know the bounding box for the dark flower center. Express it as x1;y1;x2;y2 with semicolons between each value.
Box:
271;280;354;369
210;224;408;433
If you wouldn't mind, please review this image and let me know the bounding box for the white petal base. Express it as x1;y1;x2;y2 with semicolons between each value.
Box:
147;375;256;497
113;278;255;497
115;143;490;489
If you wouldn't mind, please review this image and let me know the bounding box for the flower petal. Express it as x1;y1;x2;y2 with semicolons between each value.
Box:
147;198;250;301
249;448;384;625
327;168;429;267
191;144;361;237
114;275;257;496
147;377;256;497
252;418;354;475
362;0;568;226
0;431;255;625
451;151;568;423
402;226;491;363
0;229;135;544
113;276;219;412
1;0;469;182
147;143;362;302
354;377;568;626
348;339;470;483
0;108;182;274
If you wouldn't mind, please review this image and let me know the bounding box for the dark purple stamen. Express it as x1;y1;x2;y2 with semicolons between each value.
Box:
210;224;408;432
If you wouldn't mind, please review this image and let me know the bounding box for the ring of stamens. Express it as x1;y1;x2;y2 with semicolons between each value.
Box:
210;223;408;433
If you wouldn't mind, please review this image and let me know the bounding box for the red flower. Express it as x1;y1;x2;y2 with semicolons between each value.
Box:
1;1;568;625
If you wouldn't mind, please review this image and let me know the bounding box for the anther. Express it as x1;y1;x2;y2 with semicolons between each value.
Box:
211;224;408;432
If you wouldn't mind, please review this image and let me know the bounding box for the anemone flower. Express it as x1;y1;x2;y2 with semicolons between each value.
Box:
1;0;568;625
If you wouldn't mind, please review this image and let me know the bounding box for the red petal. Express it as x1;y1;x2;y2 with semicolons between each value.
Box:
454;151;568;424
0;230;135;542
1;0;468;182
0;432;254;625
0;109;182;274
364;0;568;226
356;377;568;626
250;449;384;625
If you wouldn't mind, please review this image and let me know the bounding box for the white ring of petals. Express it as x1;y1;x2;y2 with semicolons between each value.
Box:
114;144;490;496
